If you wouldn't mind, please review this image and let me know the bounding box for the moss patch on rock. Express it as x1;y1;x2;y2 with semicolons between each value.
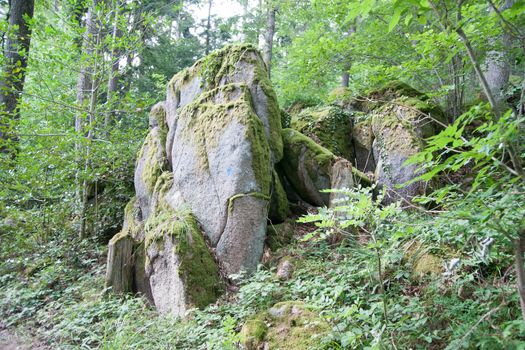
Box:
280;128;335;205
144;174;223;308
269;170;290;223
239;318;268;349
355;80;430;112
136;129;168;193
168;44;283;162
291;106;353;160
239;301;330;350
404;242;443;281
177;84;272;195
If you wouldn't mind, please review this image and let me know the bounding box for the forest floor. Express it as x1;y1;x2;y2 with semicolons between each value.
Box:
0;327;48;350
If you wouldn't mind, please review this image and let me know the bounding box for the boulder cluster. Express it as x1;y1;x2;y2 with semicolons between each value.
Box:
105;45;445;317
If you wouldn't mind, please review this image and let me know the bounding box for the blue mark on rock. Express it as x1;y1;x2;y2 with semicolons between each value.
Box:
226;167;233;176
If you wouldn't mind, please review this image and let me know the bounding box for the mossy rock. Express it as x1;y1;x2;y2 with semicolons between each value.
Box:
240;301;330;350
240;319;268;350
352;119;376;173
354;80;429;113
145;201;223;314
370;96;445;203
269;170;290;223
280;108;292;128
279;128;336;206
167;44;283;163
327;86;354;105
266;219;295;251
404;242;443;281
291;106;354;160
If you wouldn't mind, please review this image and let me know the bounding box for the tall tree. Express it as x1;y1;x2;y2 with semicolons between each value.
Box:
204;0;212;54
263;2;276;77
75;0;101;239
484;0;515;107
0;0;35;155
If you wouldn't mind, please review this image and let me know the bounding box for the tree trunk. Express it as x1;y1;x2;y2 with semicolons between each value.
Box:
263;4;276;77
483;0;514;107
341;25;355;88
0;0;35;155
341;72;349;87
76;0;101;239
205;0;213;54
104;1;120;136
456;28;498;113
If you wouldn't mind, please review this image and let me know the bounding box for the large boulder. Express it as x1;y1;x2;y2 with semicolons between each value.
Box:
371;96;445;203
106;44;284;316
279;128;370;207
291;106;353;160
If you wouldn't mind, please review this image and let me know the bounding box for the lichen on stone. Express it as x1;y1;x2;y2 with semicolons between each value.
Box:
268;170;290;223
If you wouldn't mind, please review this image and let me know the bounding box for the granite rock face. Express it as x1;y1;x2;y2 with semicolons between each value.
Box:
106;44;283;316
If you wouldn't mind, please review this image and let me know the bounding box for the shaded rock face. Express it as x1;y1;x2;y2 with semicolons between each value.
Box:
291;106;353;160
352;119;376;173
371;97;444;203
106;44;283;317
330;158;355;208
323;81;445;204
279;128;335;206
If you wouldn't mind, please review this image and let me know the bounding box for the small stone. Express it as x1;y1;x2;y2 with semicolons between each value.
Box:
276;259;294;281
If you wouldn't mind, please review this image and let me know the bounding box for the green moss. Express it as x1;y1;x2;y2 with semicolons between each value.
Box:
136;130;167;193
177;84;272;195
281;128;335;170
354;80;429;112
291;106;353;160
145;204;223;308
239;301;330;349
240;318;268;349
369;80;428;102
227;192;270;214
269;170;290;223
327;86;354;105
168;44;283;162
280;109;291;128
413;253;442;278
404;242;443;281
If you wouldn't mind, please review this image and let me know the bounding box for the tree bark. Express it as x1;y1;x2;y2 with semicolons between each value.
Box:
483;0;514;107
263;3;276;77
0;0;35;155
205;0;212;54
104;0;120;136
76;0;101;239
341;25;356;88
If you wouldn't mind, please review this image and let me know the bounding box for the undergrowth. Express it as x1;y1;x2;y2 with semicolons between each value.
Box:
1;197;524;349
